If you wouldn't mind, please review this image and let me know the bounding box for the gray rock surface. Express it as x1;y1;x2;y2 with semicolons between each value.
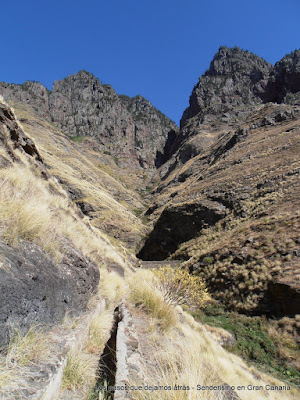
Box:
272;49;300;103
0;241;99;347
181;47;300;130
0;71;178;170
158;47;300;178
0;102;50;178
181;46;273;127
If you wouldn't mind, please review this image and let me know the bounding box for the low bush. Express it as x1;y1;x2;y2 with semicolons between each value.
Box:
152;265;210;308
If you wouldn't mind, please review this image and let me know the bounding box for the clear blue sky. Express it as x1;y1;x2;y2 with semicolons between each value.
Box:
1;0;299;124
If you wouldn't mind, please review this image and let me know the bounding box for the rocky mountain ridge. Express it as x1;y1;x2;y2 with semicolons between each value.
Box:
181;46;300;127
0;71;178;171
157;47;300;183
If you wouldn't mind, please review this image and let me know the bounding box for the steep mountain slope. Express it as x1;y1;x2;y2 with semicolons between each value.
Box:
0;99;134;348
138;47;300;316
0;71;178;172
8;101;147;250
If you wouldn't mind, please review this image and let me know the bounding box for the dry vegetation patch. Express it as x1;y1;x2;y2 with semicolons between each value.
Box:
0;159;127;270
10;102;147;250
128;270;178;331
62;349;98;392
128;304;299;400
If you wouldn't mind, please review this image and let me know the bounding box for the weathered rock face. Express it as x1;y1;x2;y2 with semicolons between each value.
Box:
181;46;273;127
0;71;178;170
172;48;300;177
0;241;99;347
0;81;50;118
0;102;49;177
272;49;300;104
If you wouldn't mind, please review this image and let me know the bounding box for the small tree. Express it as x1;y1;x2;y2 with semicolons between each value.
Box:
152;265;210;308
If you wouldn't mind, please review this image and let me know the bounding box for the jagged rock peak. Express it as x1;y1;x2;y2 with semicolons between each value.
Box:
275;49;300;73
0;71;178;170
181;47;300;128
51;70;118;103
272;49;300;104
206;46;272;77
181;46;272;127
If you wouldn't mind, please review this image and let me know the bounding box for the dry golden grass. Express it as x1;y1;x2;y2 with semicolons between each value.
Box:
0;325;49;394
128;270;177;330
0;358;13;391
0;160;127;269
9;101;147;250
98;268;127;305
6;326;48;366
130;306;299;400
62;306;117;394
62;349;97;391
6;325;47;368
85;309;114;354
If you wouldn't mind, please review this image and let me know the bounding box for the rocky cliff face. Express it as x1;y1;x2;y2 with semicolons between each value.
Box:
272;49;300;104
158;48;300;182
181;47;300;128
181;46;273;126
0;71;178;170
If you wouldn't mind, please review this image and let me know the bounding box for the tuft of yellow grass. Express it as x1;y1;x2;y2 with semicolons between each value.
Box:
0;357;12;390
6;325;47;367
98;268;127;305
128;270;177;330
62;349;97;391
86;309;114;354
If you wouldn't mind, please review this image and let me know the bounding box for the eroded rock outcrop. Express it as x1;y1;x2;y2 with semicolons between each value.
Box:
0;71;178;170
181;46;273;126
0;103;44;166
272;49;300;104
0;240;99;347
157;47;300;181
